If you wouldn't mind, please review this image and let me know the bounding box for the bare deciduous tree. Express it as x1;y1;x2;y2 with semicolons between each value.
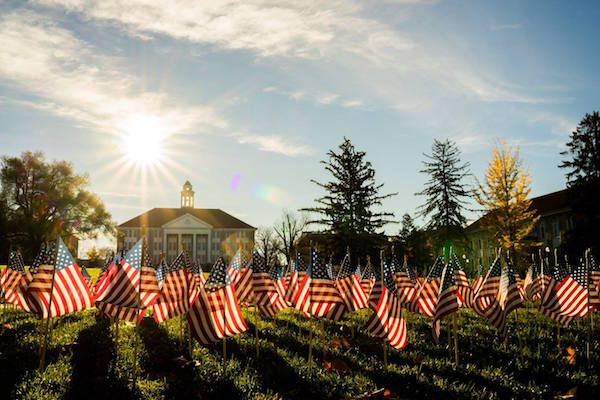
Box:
273;209;307;266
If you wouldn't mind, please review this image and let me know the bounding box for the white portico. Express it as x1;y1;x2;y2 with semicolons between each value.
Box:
117;181;255;264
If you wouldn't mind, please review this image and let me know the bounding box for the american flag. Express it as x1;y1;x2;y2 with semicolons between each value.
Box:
228;248;247;285
472;255;506;335
529;256;552;302
284;252;306;304
152;250;197;323
251;251;286;318
94;252;119;298
365;259;407;349
293;247;345;320
95;240;160;324
499;257;523;322
1;250;32;312
359;257;376;300
452;255;473;308
393;255;416;305
187;257;247;345
80;266;94;291
472;263;485;295
538;261;574;326
540;258;591;318
413;256;444;317
335;252;368;311
590;253;600;299
432;255;460;343
27;238;94;319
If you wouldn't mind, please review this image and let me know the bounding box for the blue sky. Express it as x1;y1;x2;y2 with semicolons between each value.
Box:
1;1;599;252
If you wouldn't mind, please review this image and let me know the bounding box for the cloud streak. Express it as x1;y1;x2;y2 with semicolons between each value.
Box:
0;10;227;139
232;132;314;157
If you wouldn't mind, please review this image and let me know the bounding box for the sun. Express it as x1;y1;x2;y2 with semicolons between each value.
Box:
119;114;166;166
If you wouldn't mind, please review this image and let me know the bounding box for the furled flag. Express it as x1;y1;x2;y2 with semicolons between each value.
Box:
540;257;592;318
452;254;473;308
472;254;506;335
27;238;94;319
284;252;307;304
499;257;523;324
393;255;416;305
80;266;94;291
187;257;247;345
365;259;407;349
252;251;286;318
153;250;198;323
335;251;368;312
95;239;160;324
413;256;444;317
1;250;32;312
359;257;376;299
294;247;346;321
432;255;460;343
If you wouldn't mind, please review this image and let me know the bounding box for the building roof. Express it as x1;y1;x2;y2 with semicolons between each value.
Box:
466;188;569;232
118;208;255;229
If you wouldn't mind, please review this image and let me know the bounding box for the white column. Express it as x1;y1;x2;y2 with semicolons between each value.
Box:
192;233;197;261
178;233;182;252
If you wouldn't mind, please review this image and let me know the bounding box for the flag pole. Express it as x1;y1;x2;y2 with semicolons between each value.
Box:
554;249;561;350
132;238;145;390
380;249;387;370
451;247;459;367
223;261;228;372
585;248;591;368
308;242;313;374
39;238;60;372
255;306;260;358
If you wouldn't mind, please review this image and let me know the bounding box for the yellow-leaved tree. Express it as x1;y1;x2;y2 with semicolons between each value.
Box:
474;142;539;262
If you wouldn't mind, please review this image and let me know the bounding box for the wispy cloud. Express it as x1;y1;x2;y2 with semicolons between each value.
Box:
0;11;226;137
316;93;340;105
490;23;522;31
35;0;549;106
341;99;363;108
231;132;313;157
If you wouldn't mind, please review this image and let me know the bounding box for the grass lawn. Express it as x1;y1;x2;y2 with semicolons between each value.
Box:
0;302;598;399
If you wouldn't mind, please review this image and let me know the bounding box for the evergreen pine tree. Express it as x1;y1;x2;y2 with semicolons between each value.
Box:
416;139;471;247
302;137;396;258
559;111;600;253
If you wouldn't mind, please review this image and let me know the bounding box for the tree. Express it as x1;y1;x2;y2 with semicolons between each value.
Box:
0;151;114;261
273;209;307;266
417;139;471;247
559;111;600;253
398;213;416;245
474;142;539;266
254;227;282;267
302;137;396;258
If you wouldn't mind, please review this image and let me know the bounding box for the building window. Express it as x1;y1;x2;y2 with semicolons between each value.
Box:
552;221;559;238
540;224;545;239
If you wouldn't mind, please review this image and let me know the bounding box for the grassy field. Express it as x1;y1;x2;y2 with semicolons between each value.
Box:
0;301;598;399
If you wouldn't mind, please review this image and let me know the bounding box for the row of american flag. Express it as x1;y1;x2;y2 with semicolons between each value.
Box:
2;239;599;351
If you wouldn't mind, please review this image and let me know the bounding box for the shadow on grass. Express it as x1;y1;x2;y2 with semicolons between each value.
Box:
66;315;133;400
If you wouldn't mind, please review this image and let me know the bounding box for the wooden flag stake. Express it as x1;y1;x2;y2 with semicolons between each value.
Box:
39;239;60;372
379;250;388;370
514;311;523;364
255;307;260;358
321;320;325;363
453;313;459;366
308;328;313;373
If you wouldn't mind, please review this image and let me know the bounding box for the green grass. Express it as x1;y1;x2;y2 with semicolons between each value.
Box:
0;304;598;399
